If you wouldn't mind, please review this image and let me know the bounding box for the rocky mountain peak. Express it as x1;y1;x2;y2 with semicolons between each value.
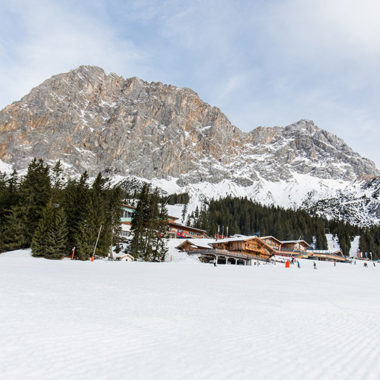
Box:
0;65;378;186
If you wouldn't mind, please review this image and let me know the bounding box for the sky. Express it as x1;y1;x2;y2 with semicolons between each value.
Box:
1;0;380;168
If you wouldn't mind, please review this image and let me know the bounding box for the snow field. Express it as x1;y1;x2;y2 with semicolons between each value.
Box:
1;250;380;380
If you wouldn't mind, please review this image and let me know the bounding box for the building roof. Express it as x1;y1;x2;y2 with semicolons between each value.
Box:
210;235;258;244
121;204;179;221
261;236;283;244
169;222;207;233
121;204;136;210
176;239;216;250
281;240;311;247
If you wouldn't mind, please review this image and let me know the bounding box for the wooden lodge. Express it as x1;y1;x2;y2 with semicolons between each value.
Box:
261;236;312;257
281;240;311;252
120;204;208;239
261;236;282;251
176;239;214;252
176;235;350;265
209;236;276;261
120;204;137;238
302;250;348;263
168;223;208;239
181;236;276;264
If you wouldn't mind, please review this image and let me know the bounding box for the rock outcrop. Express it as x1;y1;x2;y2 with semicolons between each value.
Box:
0;66;377;184
0;65;379;226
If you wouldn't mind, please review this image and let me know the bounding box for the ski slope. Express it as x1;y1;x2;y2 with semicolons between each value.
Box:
1;250;380;380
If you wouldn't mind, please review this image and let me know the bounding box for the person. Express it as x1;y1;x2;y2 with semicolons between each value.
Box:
313;262;317;270
373;262;376;267
364;262;368;267
334;261;336;267
297;261;301;269
213;258;217;267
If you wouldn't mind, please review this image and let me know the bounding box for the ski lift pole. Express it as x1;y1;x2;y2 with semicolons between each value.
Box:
92;225;102;262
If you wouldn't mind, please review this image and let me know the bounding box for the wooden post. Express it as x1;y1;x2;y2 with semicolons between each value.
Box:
92;225;102;261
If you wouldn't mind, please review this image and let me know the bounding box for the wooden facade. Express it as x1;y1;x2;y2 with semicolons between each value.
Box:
261;236;282;251
210;237;275;261
168;223;208;239
301;250;347;262
120;204;207;239
281;240;311;252
176;240;211;252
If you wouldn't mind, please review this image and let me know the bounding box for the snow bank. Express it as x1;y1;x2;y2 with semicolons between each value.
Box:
0;159;13;174
326;233;341;251
350;236;360;258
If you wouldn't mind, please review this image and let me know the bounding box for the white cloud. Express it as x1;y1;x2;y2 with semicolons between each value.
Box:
268;0;380;63
0;0;147;108
0;0;379;168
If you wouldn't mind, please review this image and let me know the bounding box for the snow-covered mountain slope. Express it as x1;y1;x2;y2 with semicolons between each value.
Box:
0;65;379;226
302;177;380;226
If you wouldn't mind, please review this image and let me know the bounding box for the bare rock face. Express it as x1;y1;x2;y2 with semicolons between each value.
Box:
0;65;378;187
0;66;242;180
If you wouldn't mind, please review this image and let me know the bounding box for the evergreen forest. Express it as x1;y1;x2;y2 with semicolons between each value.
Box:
1;159;380;261
187;196;380;258
0;159;122;260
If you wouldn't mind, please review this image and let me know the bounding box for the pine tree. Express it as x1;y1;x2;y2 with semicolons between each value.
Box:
76;174;106;260
47;206;68;259
19;158;51;245
0;170;21;251
51;160;65;205
62;172;89;253
130;185;168;261
2;205;29;251
31;201;68;259
130;184;150;259
153;201;169;261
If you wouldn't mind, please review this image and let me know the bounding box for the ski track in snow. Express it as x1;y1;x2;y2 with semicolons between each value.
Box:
1;249;380;380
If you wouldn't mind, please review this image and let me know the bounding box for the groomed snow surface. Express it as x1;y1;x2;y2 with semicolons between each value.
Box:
1;249;380;380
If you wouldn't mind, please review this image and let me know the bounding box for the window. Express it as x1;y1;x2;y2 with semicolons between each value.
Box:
122;210;134;218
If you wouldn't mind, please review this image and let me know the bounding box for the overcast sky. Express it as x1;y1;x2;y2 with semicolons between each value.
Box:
1;0;380;168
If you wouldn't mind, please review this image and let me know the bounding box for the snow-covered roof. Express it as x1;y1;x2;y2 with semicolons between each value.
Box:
175;238;216;250
169;222;207;233
211;235;258;244
261;236;282;244
281;240;311;247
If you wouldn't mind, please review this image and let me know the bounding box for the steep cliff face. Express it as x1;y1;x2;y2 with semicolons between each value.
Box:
0;65;377;183
0;65;379;226
0;65;242;179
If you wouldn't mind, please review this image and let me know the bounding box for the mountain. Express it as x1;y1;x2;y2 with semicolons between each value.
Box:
0;65;379;226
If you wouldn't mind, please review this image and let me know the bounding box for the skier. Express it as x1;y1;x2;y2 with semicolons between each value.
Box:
213;258;217;267
313;262;317;270
334;261;336;267
364;262;368;267
373;262;376;267
297;261;301;269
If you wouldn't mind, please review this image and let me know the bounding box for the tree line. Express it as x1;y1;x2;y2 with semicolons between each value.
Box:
2;159;379;260
0;159;122;260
